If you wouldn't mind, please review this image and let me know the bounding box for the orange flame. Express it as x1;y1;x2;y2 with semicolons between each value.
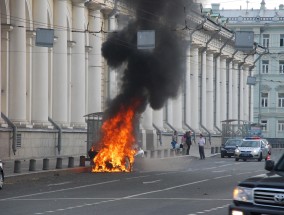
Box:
91;100;140;172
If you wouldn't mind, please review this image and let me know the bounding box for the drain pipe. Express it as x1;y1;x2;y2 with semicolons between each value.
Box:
1;112;17;155
152;123;162;146
48;117;62;155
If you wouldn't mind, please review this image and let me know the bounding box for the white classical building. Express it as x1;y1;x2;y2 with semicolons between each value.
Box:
0;0;262;160
209;0;284;139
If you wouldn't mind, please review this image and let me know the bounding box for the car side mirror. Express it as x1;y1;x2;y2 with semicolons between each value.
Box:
265;160;275;171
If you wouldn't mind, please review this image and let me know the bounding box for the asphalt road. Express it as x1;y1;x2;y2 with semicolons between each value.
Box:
0;156;268;215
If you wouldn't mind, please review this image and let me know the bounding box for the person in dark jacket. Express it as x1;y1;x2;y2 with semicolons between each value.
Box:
185;131;192;155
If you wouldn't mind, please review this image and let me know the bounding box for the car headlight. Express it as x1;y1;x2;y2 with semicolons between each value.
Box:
252;149;259;155
233;186;253;203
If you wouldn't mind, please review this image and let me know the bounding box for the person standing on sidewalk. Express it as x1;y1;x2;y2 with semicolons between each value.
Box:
185;131;192;155
198;134;205;159
171;131;178;149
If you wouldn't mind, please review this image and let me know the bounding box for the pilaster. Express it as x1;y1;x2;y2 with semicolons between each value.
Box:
70;1;86;128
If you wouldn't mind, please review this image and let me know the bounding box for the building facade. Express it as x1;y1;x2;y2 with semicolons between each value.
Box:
210;0;284;138
0;0;260;160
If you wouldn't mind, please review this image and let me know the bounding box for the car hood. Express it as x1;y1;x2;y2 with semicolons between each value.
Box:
224;146;237;149
238;147;258;151
240;171;284;188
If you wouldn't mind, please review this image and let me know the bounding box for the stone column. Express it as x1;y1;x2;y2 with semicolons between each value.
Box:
172;91;183;131
232;61;239;120
71;1;86;127
206;52;214;132
243;67;249;121
228;61;233;120
87;9;103;114
184;46;191;127
190;47;199;131
239;66;244;120
0;11;1;118
215;55;221;129
53;0;68;125
9;0;27;124
201;50;207;127
142;105;153;130
220;56;227;122
32;0;49;127
108;15;118;100
1;24;13;123
167;100;174;126
153;109;164;129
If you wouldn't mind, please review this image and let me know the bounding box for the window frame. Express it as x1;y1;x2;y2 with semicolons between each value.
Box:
262;34;270;47
261;92;268;107
278;93;284;108
279;60;284;74
278;120;284;131
262;60;269;74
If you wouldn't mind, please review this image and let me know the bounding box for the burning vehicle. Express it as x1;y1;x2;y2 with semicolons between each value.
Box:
88;0;194;173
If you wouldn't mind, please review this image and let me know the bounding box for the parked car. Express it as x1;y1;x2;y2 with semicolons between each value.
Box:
229;153;284;214
221;138;243;158
234;137;270;162
0;160;4;189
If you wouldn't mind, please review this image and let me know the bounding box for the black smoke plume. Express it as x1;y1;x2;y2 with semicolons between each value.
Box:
102;0;196;118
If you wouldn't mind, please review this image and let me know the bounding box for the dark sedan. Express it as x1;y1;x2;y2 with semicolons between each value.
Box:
221;138;242;158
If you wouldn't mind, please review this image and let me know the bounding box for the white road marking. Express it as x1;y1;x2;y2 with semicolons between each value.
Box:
0;180;120;201
212;170;226;173
187;204;230;215
143;180;161;184
47;182;71;186
213;174;232;179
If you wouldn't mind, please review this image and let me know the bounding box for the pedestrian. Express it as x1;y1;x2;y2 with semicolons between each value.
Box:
185;131;192;155
171;131;178;149
198;133;205;159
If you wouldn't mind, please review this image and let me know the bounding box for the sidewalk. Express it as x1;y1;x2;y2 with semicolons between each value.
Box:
2;156;90;178
2;144;219;178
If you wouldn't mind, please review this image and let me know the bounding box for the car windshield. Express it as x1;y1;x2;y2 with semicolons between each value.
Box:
241;141;260;148
225;140;242;146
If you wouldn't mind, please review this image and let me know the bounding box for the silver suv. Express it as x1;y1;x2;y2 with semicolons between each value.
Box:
234;137;270;162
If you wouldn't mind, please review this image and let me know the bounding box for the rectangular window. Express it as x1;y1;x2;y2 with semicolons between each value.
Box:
262;60;269;74
278;120;284;131
263;34;270;47
280;34;284;47
278;93;284;107
280;61;284;74
261;92;268;107
261;120;267;131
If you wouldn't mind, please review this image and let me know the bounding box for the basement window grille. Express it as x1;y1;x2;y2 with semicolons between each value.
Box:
16;133;22;148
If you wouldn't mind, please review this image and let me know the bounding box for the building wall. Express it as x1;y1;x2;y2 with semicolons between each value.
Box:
212;1;284;138
0;0;257;160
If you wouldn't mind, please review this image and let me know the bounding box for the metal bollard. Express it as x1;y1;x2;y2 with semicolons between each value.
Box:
29;159;36;171
14;160;21;173
56;157;63;169
79;156;85;167
43;158;49;170
68;157;74;168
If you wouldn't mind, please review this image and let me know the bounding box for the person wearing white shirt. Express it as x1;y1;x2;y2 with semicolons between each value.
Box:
198;134;205;159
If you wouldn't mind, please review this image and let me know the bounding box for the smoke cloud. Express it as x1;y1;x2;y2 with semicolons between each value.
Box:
102;0;196;118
